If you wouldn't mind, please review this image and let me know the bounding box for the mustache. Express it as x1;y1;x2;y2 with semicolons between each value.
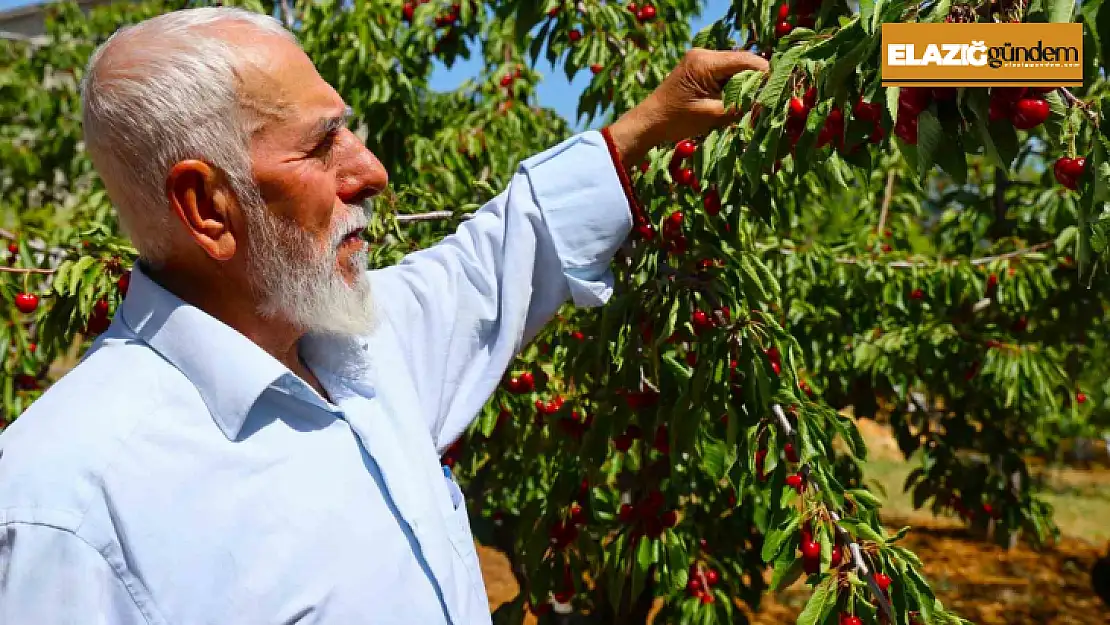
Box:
330;202;372;247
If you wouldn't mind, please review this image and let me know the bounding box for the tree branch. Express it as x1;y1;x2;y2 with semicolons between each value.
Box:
775;240;1055;269
1061;88;1099;126
876;170;896;236
0;266;55;274
394;210;468;224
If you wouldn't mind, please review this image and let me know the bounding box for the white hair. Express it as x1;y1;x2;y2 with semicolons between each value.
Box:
80;7;295;265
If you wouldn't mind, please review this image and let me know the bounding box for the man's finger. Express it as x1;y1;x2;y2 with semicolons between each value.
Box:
693;48;770;82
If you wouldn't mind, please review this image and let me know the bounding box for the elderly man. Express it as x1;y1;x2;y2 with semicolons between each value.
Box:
0;7;766;624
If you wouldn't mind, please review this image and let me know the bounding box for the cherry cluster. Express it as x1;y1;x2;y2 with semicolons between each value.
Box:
616;488;679;539
773;0;821;38
987;86;1053;129
625;2;657;22
684;562;720;604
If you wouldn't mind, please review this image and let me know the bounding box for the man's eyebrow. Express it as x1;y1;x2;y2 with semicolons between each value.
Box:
303;105;353;144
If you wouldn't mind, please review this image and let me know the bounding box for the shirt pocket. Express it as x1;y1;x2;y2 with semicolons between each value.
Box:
440;472;484;587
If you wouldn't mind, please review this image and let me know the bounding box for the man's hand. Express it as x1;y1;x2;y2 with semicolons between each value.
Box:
607;48;770;166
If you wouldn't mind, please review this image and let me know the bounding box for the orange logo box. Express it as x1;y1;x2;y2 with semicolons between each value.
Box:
881;23;1083;86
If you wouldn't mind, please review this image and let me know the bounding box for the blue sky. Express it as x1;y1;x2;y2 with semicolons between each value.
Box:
1;0;731;129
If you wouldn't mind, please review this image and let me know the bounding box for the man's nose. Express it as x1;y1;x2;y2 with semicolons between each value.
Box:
335;128;389;205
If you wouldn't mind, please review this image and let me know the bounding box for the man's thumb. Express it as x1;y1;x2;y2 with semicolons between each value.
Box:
696;48;770;83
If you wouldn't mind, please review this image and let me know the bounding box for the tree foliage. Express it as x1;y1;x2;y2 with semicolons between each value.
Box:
4;0;1110;623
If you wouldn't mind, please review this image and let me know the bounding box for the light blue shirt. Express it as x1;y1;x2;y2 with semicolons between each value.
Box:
0;131;632;624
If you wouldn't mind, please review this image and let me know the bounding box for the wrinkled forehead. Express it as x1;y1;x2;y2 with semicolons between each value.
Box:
223;25;346;135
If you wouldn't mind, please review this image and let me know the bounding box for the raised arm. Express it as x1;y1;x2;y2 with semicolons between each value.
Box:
371;49;770;451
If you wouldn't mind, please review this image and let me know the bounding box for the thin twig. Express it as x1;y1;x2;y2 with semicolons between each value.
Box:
1061;88;1099;126
776;240;1055;269
876;170;896;237
394;210;466;224
0;266;55;275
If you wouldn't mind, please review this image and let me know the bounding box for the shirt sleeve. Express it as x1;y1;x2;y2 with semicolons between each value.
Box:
0;522;151;625
370;129;635;451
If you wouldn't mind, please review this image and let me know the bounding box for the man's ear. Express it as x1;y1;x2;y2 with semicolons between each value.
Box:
166;160;241;261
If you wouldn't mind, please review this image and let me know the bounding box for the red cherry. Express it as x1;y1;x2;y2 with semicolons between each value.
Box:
830;545;842;567
402;3;415;21
627;1;638;12
1010;97;1049;130
784;442;799;463
774;20;793;37
874;572;892;592
785;473;804;492
987;273;998;289
1062;156;1087;177
777;3;790;19
755;448;768;480
700;592;714;604
500;74;513;87
618;503;636;522
1077;392;1087;404
687;577;703;594
673;167;697;187
765;346;781;363
553;589;574;603
703;188;721;215
910;288;924;300
636;224;656;240
705;568;719;585
854;96;882;122
6;243;16;255
637;4;656;21
665;211;684;230
118;270;131;297
570;502;587;525
898;87;930;116
590;63;603;74
894;116;918;144
840;615;863;625
613;434;633;452
788;96;809;120
692;309;711;332
14;292;39;314
568;29;582;42
520;371;535;390
547;6;559;17
644;488;665;511
801;540;820;559
675;139;697;160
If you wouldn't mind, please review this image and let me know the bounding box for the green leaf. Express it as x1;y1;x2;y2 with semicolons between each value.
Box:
757;46;804;114
915;110;944;180
700;438;738;480
847;488;883;509
668;538;689;592
796;577;837;625
761;509;801;562
771;552;805;590
1046;0;1076;22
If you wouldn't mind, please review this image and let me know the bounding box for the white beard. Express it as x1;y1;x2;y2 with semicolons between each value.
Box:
244;197;376;338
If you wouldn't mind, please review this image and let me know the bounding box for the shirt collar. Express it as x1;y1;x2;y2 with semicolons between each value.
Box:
117;262;293;440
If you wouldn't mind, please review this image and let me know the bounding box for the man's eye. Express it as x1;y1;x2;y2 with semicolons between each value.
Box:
311;132;337;159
